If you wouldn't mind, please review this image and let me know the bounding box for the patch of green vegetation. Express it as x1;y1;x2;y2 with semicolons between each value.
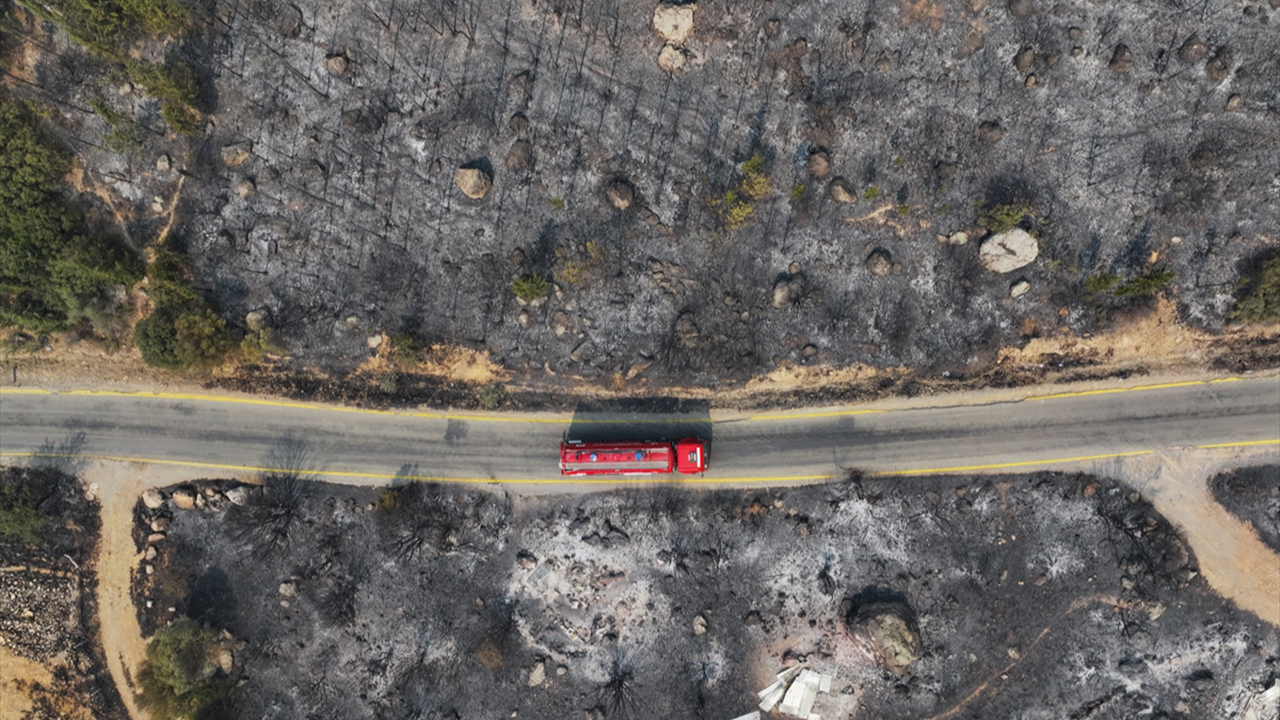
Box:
0;483;42;545
511;273;550;302
1113;268;1177;298
0;99;144;335
239;328;286;363
863;185;880;201
378;371;398;394
739;154;772;200
549;197;565;211
478;381;505;410
1084;272;1120;295
138;617;231;720
892;155;905;167
707;154;772;230
390;333;418;366
790;182;807;201
133;305;233;370
1230;255;1280;325
978;202;1035;235
555;240;605;285
896;204;910;217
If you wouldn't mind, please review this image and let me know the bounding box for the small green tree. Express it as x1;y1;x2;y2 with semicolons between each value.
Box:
134;306;231;369
1231;255;1280;325
1113;268;1176;298
138;618;229;720
512;273;550;302
0;483;42;545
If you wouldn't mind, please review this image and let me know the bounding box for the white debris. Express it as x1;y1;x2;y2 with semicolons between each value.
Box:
755;663;835;719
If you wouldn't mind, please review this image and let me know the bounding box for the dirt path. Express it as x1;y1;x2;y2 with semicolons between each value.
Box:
94;462;151;720
1122;448;1280;626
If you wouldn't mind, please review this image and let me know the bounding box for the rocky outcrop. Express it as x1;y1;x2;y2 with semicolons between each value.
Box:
979;228;1039;273
455;166;493;199
847;596;920;675
865;248;893;277
828;178;856;203
654;3;696;72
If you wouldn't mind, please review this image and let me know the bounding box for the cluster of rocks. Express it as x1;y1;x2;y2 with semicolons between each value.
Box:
0;570;80;662
138;483;250;574
653;3;696;72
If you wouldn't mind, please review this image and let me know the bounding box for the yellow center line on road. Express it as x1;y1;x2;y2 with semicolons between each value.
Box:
2;372;1277;424
14;444;1263;485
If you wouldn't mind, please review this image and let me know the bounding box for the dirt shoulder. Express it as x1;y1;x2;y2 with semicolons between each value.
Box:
6;298;1279;413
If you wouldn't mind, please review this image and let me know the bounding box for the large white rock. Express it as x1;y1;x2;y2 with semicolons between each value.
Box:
653;4;696;44
979;228;1039;273
141;489;164;510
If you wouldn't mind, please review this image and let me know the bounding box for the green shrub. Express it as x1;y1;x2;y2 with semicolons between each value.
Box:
478;381;505;410
160;101;202;137
145;249;200;307
1230;255;1280;324
549;197;565;211
863;185;880;201
134;306;232;369
0;99;143;334
896;204;910;217
790;182;807;201
0;483;42;545
138;617;229;720
978;203;1034;234
1084;272;1120;295
739;154;772;200
1113;268;1176;298
512;273;550;302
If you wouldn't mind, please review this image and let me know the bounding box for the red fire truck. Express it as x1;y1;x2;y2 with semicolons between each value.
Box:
559;438;708;476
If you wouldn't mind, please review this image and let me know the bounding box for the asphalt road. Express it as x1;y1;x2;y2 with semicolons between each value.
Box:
1;375;1277;487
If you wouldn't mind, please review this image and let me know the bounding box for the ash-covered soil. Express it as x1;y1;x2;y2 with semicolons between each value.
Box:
1210;465;1280;554
19;0;1280;383
135;471;1279;720
0;466;127;720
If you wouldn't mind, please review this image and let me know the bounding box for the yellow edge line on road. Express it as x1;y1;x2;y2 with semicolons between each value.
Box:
1028;379;1211;401
2;372;1276;425
871;450;1156;476
1196;439;1280;449
0;452;828;485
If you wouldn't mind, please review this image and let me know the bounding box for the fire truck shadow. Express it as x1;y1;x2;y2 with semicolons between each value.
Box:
566;397;712;445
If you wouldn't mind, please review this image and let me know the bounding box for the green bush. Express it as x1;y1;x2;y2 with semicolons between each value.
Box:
478;381;505;410
978;203;1034;234
138;618;229;720
1230;255;1280;325
0;99;143;334
1113;268;1176;298
134;306;232;370
511;273;550;302
1084;272;1120;295
0;483;42;545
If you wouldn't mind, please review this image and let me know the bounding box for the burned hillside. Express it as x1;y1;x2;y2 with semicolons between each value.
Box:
132;470;1279;719
5;0;1279;383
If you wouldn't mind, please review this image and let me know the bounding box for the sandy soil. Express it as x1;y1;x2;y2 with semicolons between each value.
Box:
1126;447;1280;627
93;462;151;720
0;646;52;720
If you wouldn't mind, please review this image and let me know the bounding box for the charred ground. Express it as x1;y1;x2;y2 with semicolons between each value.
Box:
0;465;127;720
4;0;1279;386
1209;464;1280;554
132;469;1279;720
